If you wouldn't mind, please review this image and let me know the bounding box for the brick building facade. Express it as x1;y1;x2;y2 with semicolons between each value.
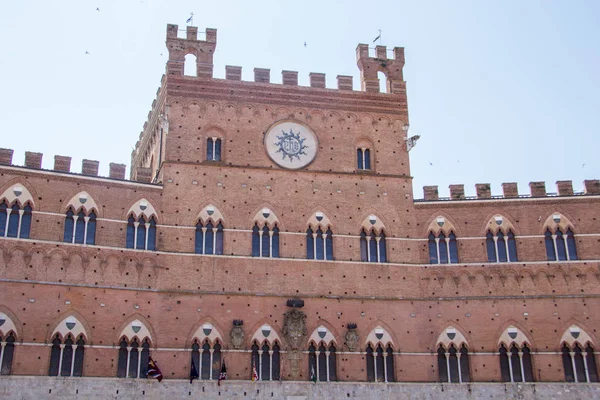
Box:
0;24;599;389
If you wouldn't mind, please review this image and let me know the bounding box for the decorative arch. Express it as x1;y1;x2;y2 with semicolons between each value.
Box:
359;213;386;234
482;213;518;235
125;198;158;221
64;191;99;214
425;213;458;236
115;314;155;344
196;204;224;225
187;318;225;347
542;212;577;233
436;325;469;349
498;325;531;348
0;307;20;338
0;183;35;208
308;325;337;346
365;326;394;348
250;323;283;346
306;209;333;230
561;324;594;348
50;313;90;342
251;205;280;228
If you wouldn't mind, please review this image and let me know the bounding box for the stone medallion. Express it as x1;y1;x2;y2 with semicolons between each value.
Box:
265;120;318;169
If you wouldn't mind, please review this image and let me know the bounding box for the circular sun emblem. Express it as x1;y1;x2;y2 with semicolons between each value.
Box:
265;121;318;169
274;130;308;162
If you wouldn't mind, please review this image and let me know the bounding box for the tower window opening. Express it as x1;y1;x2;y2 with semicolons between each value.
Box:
184;54;197;77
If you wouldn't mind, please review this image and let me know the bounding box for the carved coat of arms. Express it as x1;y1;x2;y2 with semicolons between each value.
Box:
282;308;307;350
230;324;244;349
345;324;360;352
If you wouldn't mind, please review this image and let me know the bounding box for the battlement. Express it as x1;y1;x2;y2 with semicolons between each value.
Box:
0;148;156;184
356;43;406;94
419;180;600;201
166;24;217;78
166;24;405;94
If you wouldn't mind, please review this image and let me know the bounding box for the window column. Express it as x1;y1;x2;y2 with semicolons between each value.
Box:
258;349;263;380
570;350;578;383
57;343;65;377
382;351;388;383
583;348;591;383
445;350;451;383
144;221;150;250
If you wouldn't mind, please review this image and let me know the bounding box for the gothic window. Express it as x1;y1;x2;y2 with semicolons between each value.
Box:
195;220;224;255
561;343;599;383
365;343;395;382
191;339;222;380
486;229;518;262
251;340;280;381
207;137;222;161
308;342;337;382
126;215;157;251
252;223;279;258
63;207;97;245
545;227;578;261
116;337;151;379
428;231;459;264
437;344;470;383
48;334;85;377
357;148;371;170
306;225;334;260
360;228;387;263
499;343;533;382
0;332;15;375
0;200;32;239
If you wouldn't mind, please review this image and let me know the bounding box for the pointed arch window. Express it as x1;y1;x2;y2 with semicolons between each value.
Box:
486;229;518;262
365;343;394;382
126;215;157;251
308;342;337;382
0;332;15;375
190;339;221;380
116;337;151;378
0;200;32;239
306;226;334;260
545;227;578;261
499;343;533;382
251;340;280;381
428;231;459;264
357;148;371;170
562;343;599;382
252;223;279;258
360;228;387;263
195;220;224;255
437;344;470;383
207;138;222;161
63;207;97;245
48;334;85;377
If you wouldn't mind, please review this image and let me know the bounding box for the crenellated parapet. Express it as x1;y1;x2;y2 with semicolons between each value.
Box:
419;180;600;201
0;148;156;184
166;24;406;94
166;24;217;78
356;43;405;94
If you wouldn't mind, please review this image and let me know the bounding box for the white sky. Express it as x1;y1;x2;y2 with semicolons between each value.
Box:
1;1;598;198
